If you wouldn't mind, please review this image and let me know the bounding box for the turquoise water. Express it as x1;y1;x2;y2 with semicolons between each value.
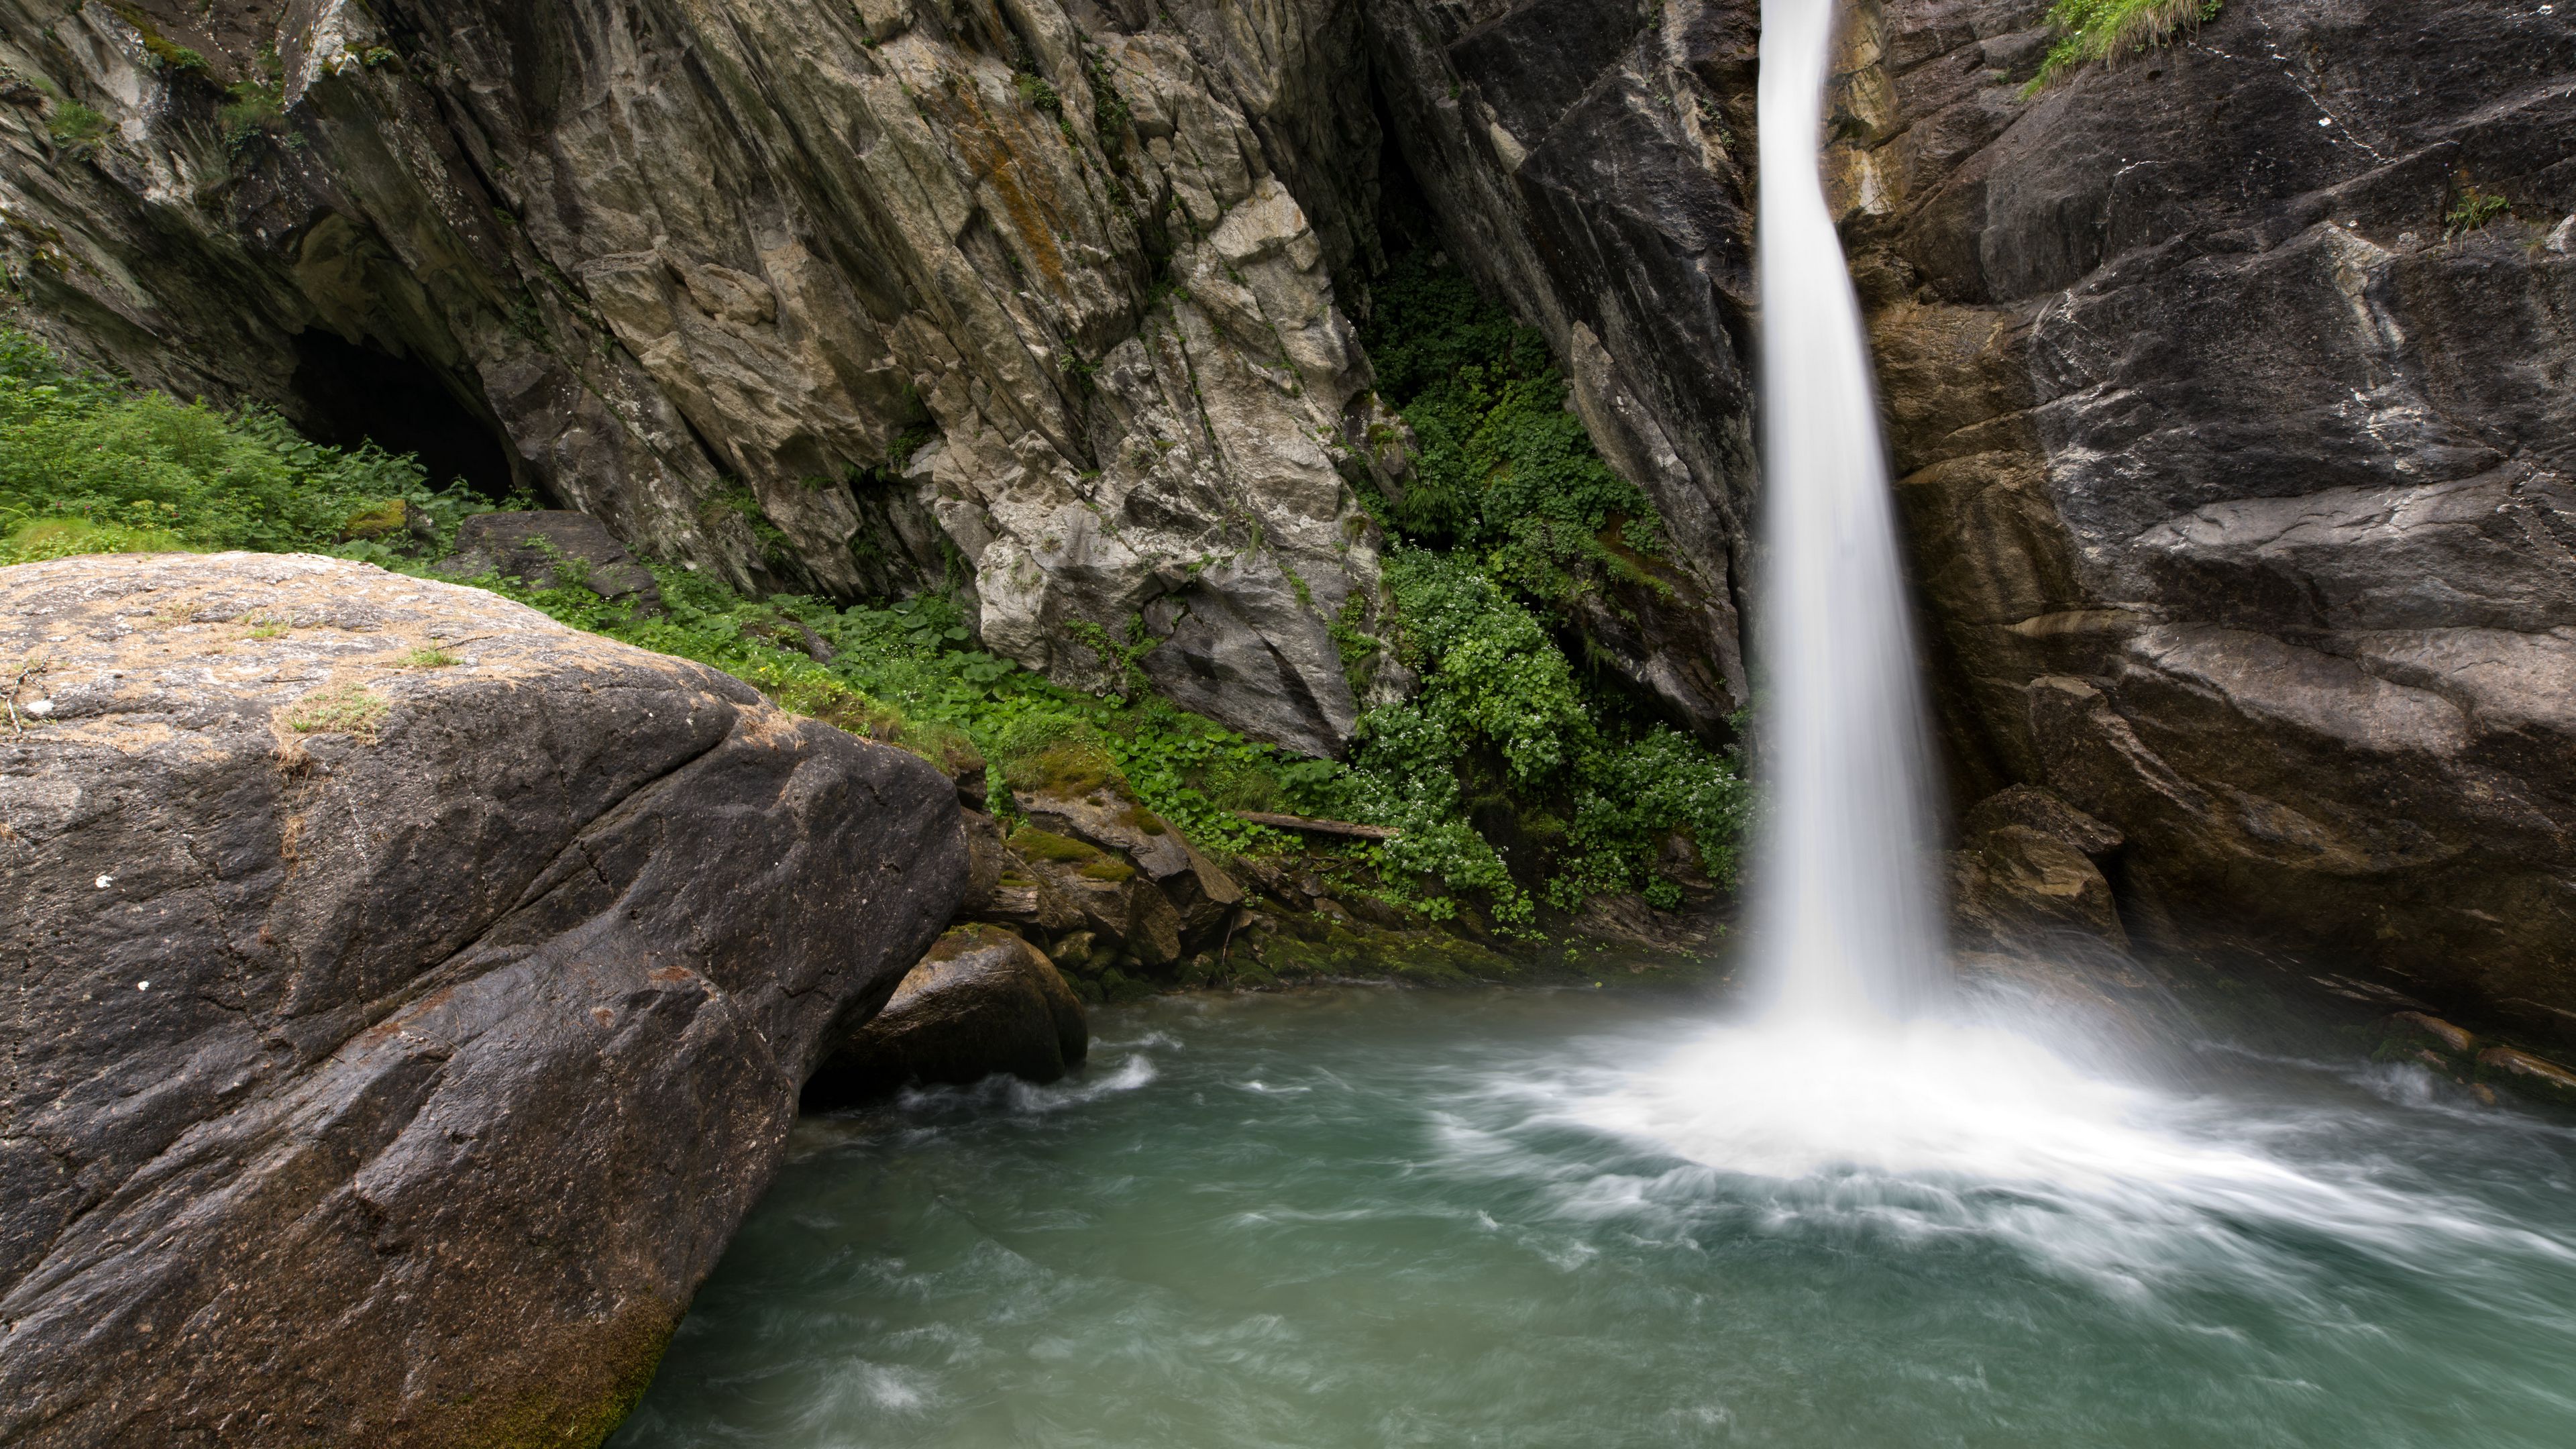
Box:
612;988;2576;1448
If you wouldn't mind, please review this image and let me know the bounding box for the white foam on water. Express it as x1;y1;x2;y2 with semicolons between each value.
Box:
1466;1015;2576;1313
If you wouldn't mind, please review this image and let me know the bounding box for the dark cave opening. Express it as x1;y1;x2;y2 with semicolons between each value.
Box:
288;330;522;502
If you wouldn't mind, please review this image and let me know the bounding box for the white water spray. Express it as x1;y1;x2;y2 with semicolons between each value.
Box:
1751;0;1943;1023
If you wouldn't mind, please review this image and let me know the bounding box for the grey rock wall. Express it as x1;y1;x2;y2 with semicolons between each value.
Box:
1841;0;2576;1034
0;0;1398;755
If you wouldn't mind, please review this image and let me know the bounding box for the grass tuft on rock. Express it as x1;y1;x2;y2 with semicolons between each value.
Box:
285;684;389;740
2025;0;2219;94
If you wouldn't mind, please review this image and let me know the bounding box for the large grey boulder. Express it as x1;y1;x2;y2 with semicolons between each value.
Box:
0;553;965;1448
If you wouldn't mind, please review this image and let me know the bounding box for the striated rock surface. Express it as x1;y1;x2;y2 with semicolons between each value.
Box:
0;0;1396;755
804;924;1089;1105
1839;0;2576;1035
0;553;964;1447
1365;0;1763;737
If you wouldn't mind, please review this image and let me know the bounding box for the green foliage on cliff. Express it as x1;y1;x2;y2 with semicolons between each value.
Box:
1318;552;1747;923
0;321;1744;932
2445;182;2511;238
0;327;485;564
1358;252;1663;600
1325;255;1750;922
44;100;108;148
2026;0;2220;93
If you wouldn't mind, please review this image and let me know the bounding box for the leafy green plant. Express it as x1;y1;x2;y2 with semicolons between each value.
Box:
1320;551;1750;925
1356;253;1662;609
2024;0;2219;94
0;325;491;566
1085;50;1132;140
2446;182;2511;237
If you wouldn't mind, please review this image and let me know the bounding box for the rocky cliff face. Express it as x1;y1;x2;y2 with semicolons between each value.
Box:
1835;0;2576;1037
0;553;961;1445
8;0;2573;1029
1364;0;1763;736
0;0;1403;755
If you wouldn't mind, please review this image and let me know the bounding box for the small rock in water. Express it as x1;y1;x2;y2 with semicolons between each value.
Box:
2477;1046;2576;1106
805;925;1089;1108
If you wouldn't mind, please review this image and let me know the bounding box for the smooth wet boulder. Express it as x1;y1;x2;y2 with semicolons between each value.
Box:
804;926;1089;1106
0;553;964;1448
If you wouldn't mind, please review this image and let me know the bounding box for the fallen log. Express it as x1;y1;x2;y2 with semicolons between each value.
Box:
1236;810;1403;841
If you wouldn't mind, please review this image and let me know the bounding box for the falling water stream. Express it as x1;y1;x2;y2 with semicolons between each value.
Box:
612;4;2576;1443
1750;0;1943;1024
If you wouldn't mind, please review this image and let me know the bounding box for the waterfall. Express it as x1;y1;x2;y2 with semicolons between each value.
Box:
1750;0;1945;1022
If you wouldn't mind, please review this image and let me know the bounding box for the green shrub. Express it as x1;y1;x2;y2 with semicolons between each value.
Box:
0;326;488;565
1356;253;1662;600
1324;551;1750;924
46;101;109;147
2025;0;2218;93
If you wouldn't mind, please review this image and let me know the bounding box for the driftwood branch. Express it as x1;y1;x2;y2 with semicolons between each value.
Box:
1235;810;1402;841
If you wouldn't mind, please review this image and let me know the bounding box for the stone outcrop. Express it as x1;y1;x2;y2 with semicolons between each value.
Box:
1835;0;2576;1040
437;509;666;615
0;553;964;1447
1950;784;2128;950
805;925;1089;1106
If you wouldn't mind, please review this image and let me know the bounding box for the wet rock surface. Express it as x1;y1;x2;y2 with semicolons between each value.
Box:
0;553;964;1448
806;925;1090;1106
1951;784;2128;950
1842;0;2576;1035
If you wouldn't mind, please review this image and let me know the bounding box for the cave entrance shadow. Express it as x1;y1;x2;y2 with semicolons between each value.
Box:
288;330;521;501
